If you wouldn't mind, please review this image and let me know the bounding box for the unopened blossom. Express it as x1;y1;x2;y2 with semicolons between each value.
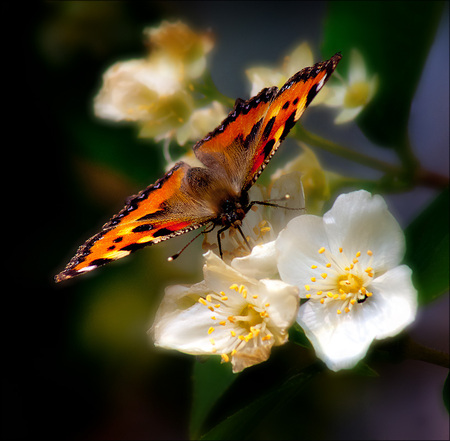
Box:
144;20;214;79
324;49;378;124
276;190;417;371
151;251;299;373
246;42;329;105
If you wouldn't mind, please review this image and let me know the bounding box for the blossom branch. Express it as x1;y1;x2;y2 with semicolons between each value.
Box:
295;126;449;189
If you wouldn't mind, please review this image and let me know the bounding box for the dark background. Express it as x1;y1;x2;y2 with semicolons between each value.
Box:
4;2;449;439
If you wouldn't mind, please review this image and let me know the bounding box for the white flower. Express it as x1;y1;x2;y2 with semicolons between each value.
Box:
275;190;417;371
324;49;378;124
150;251;299;373
93;57;184;122
93;21;215;142
175;100;228;146
246;42;329;105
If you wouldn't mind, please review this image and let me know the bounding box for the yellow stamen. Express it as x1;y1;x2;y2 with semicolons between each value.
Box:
311;277;316;282
210;338;215;345
229;284;239;291
356;251;361;257
198;298;207;306
206;295;212;302
321;273;328;279
305;285;311;291
326;263;331;268
219;321;226;326
208;327;215;334
337;309;342;314
311;264;318;269
262;335;272;341
221;353;229;363
367;250;373;256
306;294;311;298
221;296;228;301
318;247;326;254
230;330;236;337
339;247;343;253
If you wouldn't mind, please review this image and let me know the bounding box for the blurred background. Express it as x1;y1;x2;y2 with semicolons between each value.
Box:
5;1;448;439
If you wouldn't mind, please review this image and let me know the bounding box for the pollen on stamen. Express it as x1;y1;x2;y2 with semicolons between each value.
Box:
229;284;239;291
337;309;342;314
339;247;343;253
230;330;236;337
367;250;373;256
311;264;318;269
208;306;214;312
353;258;359;264
311;277;316;282
344;307;350;313
265;303;270;307
211;316;216;320
321;273;328;279
252;294;258;299
365;267;373;273
317;291;323;296
206;295;212;302
356;251;361;257
230;349;237;356
318;247;326;254
221;353;230;363
320;298;325;304
262;335;272;341
198;298;207;306
221;296;228;301
305;285;311;291
306;293;311;298
208;327;215;334
326;263;331;268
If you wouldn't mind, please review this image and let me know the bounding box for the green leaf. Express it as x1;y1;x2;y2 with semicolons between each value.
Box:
404;188;449;304
444;373;449;414
200;366;319;440
322;1;444;148
289;322;312;349
190;356;238;440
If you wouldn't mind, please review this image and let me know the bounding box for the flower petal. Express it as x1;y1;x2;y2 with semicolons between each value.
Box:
323;190;405;273
231;241;278;279
368;265;417;339
276;214;330;293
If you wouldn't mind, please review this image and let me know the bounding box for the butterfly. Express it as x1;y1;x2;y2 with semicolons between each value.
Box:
55;53;341;282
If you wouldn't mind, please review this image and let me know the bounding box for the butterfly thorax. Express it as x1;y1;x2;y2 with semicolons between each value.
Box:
216;190;250;228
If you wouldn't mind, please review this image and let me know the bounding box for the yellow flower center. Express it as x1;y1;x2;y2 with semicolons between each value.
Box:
198;283;272;364
344;81;370;108
337;273;364;294
304;247;375;315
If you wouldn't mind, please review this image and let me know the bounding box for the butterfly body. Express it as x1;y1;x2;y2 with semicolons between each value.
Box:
55;53;341;282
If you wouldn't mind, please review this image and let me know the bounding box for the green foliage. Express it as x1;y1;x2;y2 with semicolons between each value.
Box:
404;188;450;304
190;357;238;439
322;1;444;149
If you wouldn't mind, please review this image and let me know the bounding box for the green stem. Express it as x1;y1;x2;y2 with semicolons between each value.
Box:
377;334;449;369
295;125;400;175
296;126;449;189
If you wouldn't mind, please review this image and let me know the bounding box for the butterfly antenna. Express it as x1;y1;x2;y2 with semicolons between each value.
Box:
168;225;214;261
250;195;304;211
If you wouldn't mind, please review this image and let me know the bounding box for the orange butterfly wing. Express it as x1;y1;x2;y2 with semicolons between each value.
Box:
193;54;342;191
55;162;216;282
56;53;342;282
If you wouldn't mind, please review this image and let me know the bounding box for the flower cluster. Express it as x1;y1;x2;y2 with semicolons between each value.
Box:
152;186;417;372
92;21;417;373
94;20;227;147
